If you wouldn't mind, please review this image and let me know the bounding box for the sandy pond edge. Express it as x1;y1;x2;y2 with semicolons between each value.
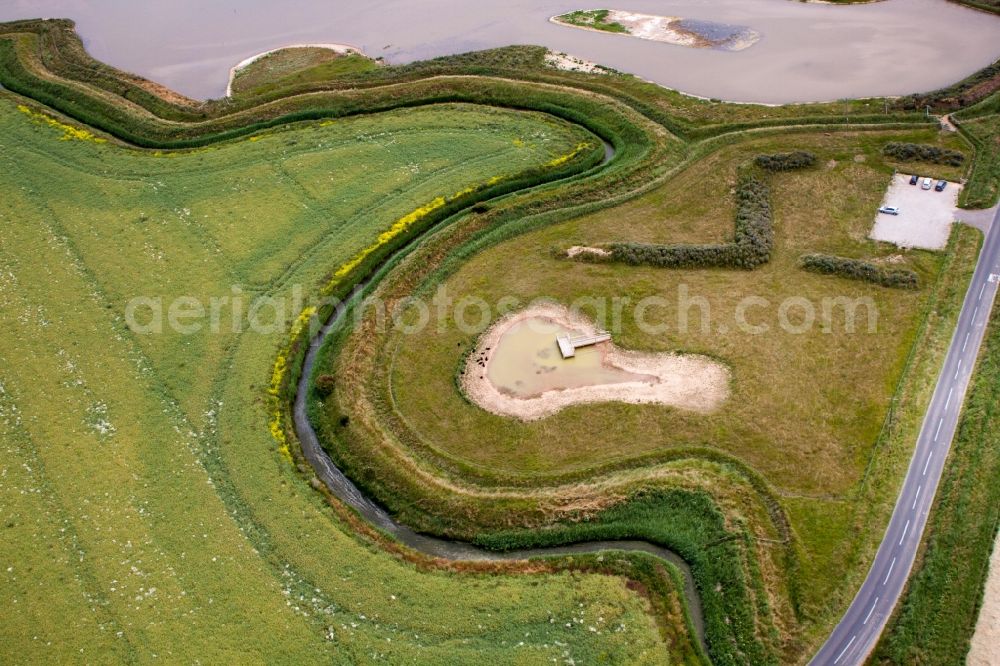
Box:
460;301;730;421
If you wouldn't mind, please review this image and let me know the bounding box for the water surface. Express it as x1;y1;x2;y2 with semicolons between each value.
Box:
487;317;649;398
2;0;999;103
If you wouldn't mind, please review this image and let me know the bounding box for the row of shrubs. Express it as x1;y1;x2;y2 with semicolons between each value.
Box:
800;254;919;289
754;150;816;171
883;142;965;167
605;172;773;269
585;153;818;271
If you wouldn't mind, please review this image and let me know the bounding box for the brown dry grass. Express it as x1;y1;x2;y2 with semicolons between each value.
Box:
382;129;967;496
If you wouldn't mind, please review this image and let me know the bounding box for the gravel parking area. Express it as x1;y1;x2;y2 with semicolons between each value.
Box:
870;173;962;250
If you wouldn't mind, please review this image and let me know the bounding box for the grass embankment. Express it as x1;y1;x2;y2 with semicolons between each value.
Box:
871;306;1000;664
0;96;674;663
952;0;1000;14
553;10;629;33
230;47;379;97
957;113;1000;208
477;489;774;666
0;18;933;143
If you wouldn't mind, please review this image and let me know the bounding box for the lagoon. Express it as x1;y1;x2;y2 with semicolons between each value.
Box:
2;0;998;103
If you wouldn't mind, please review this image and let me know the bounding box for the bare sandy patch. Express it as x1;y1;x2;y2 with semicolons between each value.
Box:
551;10;760;52
566;245;611;259
460;302;730;421
969;532;1000;665
611;11;699;47
544;51;611;74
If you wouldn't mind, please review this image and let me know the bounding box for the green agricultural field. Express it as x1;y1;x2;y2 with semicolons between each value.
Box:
2;16;1000;666
0;96;680;663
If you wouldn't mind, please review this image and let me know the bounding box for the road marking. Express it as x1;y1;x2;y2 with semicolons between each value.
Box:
974;306;980;321
945;388;954;412
964;332;971;352
913;485;922;510
900;519;910;545
955;359;962;379
884;557;896;585
864;597;879;625
981;283;988;300
934;418;944;441
923;452;933;475
834;635;857;664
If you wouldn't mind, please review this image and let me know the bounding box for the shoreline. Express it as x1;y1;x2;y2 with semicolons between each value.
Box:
969;531;1000;664
225;42;369;97
548;11;760;52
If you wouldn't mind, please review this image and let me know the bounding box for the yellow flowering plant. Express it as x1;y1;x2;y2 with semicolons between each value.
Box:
266;142;594;461
18;104;107;143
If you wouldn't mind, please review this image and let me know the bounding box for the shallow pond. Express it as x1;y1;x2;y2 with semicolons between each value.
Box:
485;317;651;398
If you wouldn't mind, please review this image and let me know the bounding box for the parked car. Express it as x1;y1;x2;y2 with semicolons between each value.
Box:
878;206;900;215
909;174;919;185
935;180;947;192
921;177;933;190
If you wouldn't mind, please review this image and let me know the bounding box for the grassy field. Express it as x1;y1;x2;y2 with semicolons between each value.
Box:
0;94;685;663
375;129;966;491
959;113;1000;208
230;47;380;97
317;125;979;660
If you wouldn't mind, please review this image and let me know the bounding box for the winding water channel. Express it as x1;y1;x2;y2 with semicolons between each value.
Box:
290;138;707;646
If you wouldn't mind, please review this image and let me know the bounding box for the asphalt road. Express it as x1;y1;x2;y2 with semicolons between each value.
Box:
811;206;1000;665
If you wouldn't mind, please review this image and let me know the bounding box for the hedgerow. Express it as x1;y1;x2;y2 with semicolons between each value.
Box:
882;142;965;166
800;254;920;289
754;150;816;171
592;170;774;270
568;152;825;270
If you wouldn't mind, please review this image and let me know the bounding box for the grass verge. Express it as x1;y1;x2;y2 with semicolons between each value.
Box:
871;305;1000;664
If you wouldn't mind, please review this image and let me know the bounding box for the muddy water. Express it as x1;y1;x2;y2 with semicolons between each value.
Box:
487;317;650;398
2;0;998;103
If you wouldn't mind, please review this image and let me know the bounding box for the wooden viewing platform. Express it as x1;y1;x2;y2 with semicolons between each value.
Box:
556;332;611;358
